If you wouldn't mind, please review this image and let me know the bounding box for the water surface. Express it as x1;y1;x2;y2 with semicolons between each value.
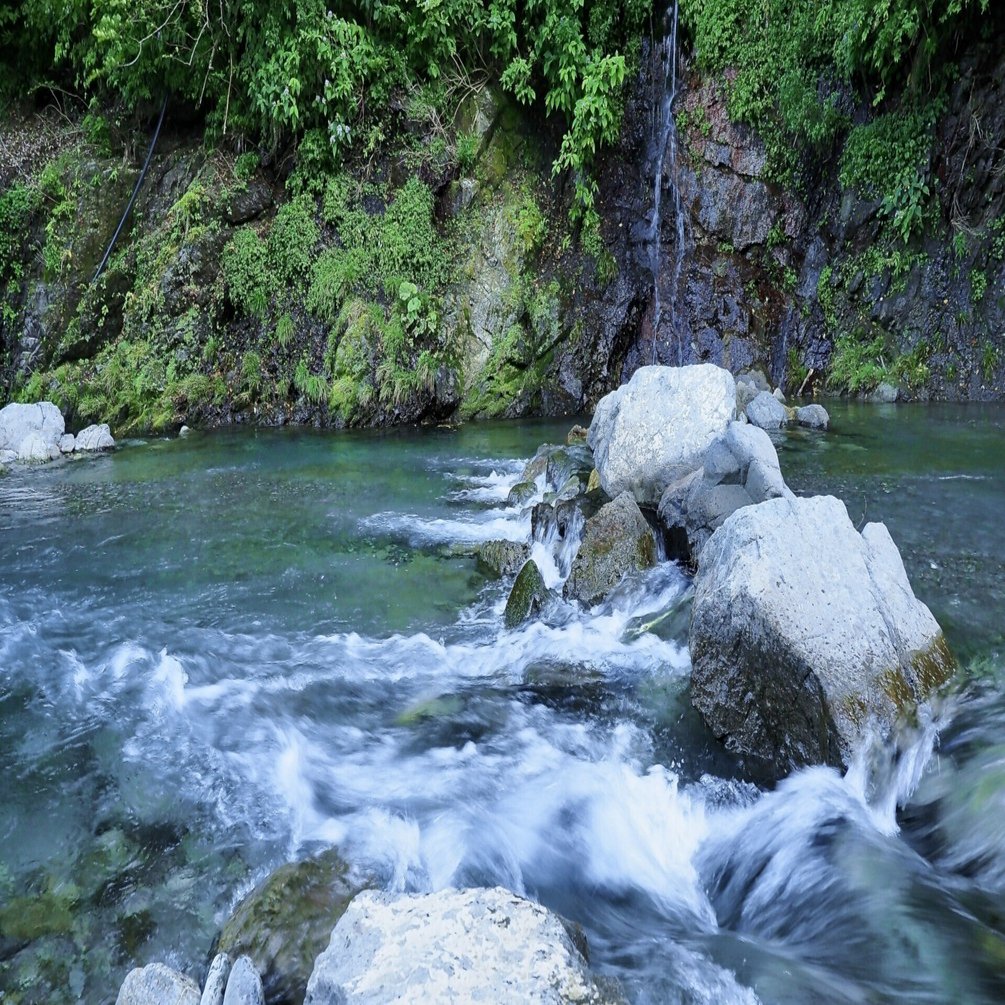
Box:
1;404;1003;1004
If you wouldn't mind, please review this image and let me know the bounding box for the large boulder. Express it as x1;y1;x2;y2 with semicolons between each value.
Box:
690;495;955;776
658;422;792;562
795;403;829;429
588;365;735;504
215;848;371;1005
304;887;622;1005
476;540;530;579
564;492;657;606
0;402;64;460
116;963;200;1005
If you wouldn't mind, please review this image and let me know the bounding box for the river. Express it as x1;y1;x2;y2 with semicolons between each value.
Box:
1;403;1003;1003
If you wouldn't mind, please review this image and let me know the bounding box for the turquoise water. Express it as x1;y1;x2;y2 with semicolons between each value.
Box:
0;405;1003;1004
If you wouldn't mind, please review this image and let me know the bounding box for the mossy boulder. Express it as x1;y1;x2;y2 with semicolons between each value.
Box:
215;849;372;1005
506;480;538;506
476;539;531;578
563;492;657;607
504;560;549;628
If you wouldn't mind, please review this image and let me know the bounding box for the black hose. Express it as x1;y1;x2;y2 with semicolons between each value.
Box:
91;95;169;285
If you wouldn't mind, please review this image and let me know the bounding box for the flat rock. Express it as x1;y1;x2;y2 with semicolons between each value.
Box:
690;495;955;776
564;492;656;606
76;423;116;451
116;963;200;1005
588;365;735;504
304;887;622;1005
744;391;787;429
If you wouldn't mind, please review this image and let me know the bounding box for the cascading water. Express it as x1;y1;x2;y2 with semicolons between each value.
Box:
648;0;687;366
2;405;1005;1004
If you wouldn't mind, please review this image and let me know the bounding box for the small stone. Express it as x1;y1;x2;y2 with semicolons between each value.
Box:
506;480;538;506
179;425;192;436
59;433;76;453
586;468;601;493
772;387;786;403
222;956;264;1005
795;404;829;429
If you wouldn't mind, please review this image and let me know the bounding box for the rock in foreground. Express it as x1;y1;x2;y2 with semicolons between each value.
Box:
504;559;549;628
588;365;735;504
116;963;200;1005
304;887;622;1004
690;495;954;775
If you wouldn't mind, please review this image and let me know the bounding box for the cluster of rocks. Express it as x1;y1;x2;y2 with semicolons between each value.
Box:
734;369;829;431
117;874;622;1005
487;364;952;779
0;401;115;468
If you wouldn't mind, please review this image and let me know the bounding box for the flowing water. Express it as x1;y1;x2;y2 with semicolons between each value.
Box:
648;0;687;367
1;404;1004;1004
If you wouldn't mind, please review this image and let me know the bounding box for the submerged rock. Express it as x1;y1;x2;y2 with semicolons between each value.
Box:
564;492;657;606
658;421;791;562
690;494;955;775
215;848;370;1005
588;364;735;504
476;539;530;578
795;403;830;429
304;887;623;1005
744;390;788;429
504;559;549;628
116;963;200;1005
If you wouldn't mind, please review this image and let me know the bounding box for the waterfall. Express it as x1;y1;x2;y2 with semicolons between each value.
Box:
648;0;686;366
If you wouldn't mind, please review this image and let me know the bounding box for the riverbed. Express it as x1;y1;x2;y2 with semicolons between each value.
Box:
1;403;1003;1003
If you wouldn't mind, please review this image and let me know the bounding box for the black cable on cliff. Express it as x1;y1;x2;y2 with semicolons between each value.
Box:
91;95;169;285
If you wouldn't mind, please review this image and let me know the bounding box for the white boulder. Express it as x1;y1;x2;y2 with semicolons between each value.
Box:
76;423;116;451
588;365;736;504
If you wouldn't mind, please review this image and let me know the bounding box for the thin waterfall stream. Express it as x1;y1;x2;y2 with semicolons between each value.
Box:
648;0;686;366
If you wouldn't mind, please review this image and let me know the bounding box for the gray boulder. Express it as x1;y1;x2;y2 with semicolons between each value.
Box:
744;391;788;429
215;848;371;1005
795;403;830;429
200;954;231;1005
76;423;116;451
868;381;899;403
736;369;770;393
588;365;735;504
116;963;200;1005
564;492;656;606
476;540;530;579
0;402;64;456
735;380;759;417
504;560;549;628
304;887;621;1005
16;431;60;463
222;957;265;1005
690;495;955;775
658;422;791;561
59;433;76;453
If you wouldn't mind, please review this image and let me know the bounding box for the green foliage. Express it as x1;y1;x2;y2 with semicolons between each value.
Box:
681;0;989;191
970;268;988;303
828;328;888;393
817;265;837;328
506;190;547;255
267;197;319;288
233;152;260;181
981;341;998;383
4;0;648;217
222;228;269;317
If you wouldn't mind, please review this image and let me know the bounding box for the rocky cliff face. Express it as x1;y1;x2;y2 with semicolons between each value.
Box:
607;37;1005;400
2;34;1003;434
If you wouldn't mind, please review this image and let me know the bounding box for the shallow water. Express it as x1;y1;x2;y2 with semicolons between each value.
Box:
0;404;1003;1003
